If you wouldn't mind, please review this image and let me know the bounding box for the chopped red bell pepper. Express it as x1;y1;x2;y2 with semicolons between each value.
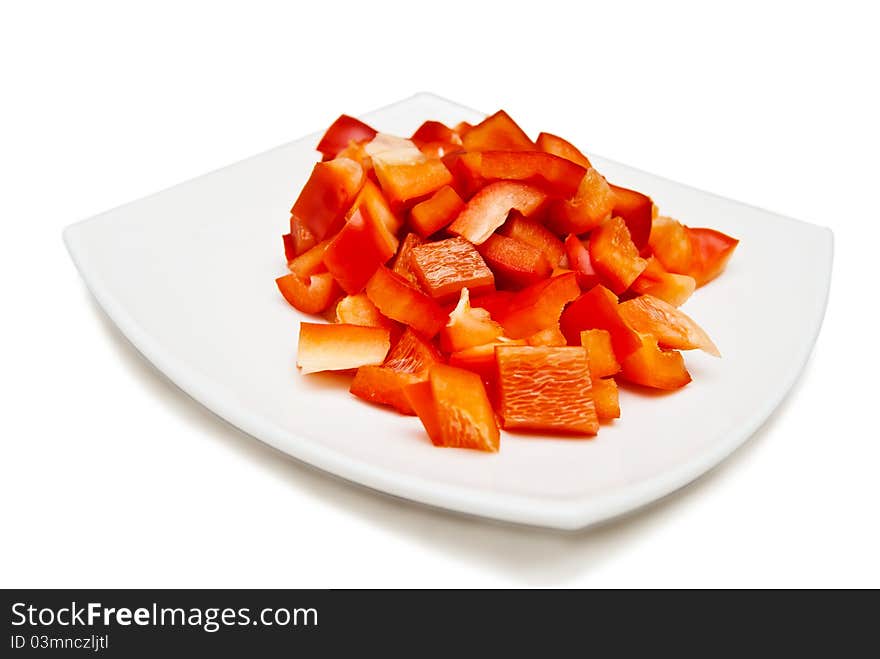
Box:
276;272;340;315
618;294;720;356
477;234;552;288
588;216;648;294
496;271;581;339
291;157;365;241
354;179;403;234
495;346;598;435
609;183;653;250
592;377;620;420
457;151;586;198
448;181;546;245
405;365;500;452
447;339;523;382
619;333;692;390
374;158;453;207
282;232;297;263
316;114;378;161
498;214;565;267
526;325;567;347
297;322;390;375
559;284;642;357
630;257;696;307
536;132;593;169
410;237;495;301
686;227;739;287
350;366;422;415
411;120;461;147
546;168;614;235
462;110;535;152
564;234;602;290
580;329;621;377
323;207;398;294
469;289;516;321
288;214;318;257
365;266;448;338
334;292;398;333
390;232;423;285
385;328;443;373
649;216;694;274
440;288;506;353
288;238;332;278
409;185;465;237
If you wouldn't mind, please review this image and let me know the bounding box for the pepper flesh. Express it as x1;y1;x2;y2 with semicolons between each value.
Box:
409;185;465;238
536;132;592;169
619;333;692;390
316;115;377;161
462;110;535;152
559;284;642;358
410;237;495;301
297;322;390;375
365;266;448;338
291;157;365;241
448;181;546;245
588;216;648;294
498;214;565;267
323;207;398;294
478;234;552;288
618;295;720;356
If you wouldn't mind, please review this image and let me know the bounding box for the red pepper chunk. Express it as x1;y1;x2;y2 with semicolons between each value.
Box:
580;329;621;378
350;366;423;415
276;272;340;315
536;132;593;169
547;168;614;235
592;377;620;420
630;257;696;307
564;234;602;290
365;266;448;338
448;181;546;245
410;237;495;301
385;328;443;373
390;232;423;285
498;215;565;267
291;157;365;241
374;158;452;207
618;295;720;356
478;234;551;289
686;227;739;287
559;284;642;358
409;185;465;237
496;272;581;339
495;346;598;435
588;216;648;294
316;115;378;161
459;151;586;198
462;110;535;152
405;365;500;452
323;207;398;295
297;322;390;375
411;121;461;147
619;333;692;390
609;183;653;250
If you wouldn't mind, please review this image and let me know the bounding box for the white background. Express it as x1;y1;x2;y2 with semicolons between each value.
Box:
2;1;878;588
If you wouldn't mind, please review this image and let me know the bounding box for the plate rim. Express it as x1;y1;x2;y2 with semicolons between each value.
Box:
63;93;835;530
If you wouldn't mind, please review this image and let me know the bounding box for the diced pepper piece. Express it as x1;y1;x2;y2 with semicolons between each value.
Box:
350;366;422;415
526;325;567;347
409;185;465;237
390;232;423;285
410;237;495;301
469;289;516;321
374;158;453;207
457;151;586;198
592;377;620;420
495;346;598;435
323;207;398;294
419;141;462;159
619;333;692;390
365;266;448;338
448;181;546;245
411;121;461;147
478;234;552;288
282;233;297;262
296;322;390;375
448;339;524;381
499;214;565;267
276;272;340;315
440;288;506;353
364;133;425;165
288;214;318;257
535;132;592;169
404;380;443;444
630;257;696;307
609;183;653;250
686;227;739;287
580;329;622;377
497;272;581;339
406;365;500;452
288;239;332;278
452;121;473;137
462;110;534;152
354;179;403;234
334;292;397;331
588;216;648;294
385;328;443;373
649;216;694;274
335;139;372;171
316;115;377;161
564;234;602;290
618;295;720;356
559;285;642;358
291;157;365;241
546;168;614;235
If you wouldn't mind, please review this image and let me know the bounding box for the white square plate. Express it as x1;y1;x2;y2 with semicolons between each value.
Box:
64;93;832;530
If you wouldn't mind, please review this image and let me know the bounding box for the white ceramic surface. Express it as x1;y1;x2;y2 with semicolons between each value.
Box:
64;93;832;530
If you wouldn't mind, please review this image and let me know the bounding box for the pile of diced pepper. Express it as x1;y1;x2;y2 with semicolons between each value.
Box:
277;111;738;452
